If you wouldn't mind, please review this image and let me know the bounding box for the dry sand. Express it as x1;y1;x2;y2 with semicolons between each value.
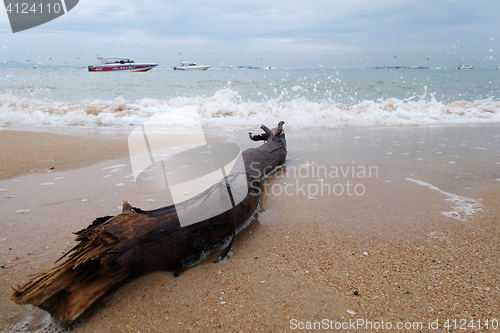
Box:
1;125;499;332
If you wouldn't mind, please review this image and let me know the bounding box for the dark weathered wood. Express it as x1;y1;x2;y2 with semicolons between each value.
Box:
12;122;287;326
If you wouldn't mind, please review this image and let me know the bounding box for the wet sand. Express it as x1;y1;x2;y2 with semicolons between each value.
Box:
0;130;129;180
1;125;499;332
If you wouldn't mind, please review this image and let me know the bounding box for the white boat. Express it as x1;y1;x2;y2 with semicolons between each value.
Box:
88;57;158;72
174;62;210;71
458;64;474;69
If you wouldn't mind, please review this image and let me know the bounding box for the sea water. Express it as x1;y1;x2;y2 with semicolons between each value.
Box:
0;67;499;130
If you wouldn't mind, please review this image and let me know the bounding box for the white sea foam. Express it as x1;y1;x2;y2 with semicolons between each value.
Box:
406;178;482;221
8;311;74;333
1;90;500;130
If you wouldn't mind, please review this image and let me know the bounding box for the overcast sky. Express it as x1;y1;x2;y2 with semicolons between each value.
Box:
1;0;499;68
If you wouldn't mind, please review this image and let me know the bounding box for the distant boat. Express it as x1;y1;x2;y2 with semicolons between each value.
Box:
458;64;474;69
88;57;158;72
173;62;210;71
238;66;262;69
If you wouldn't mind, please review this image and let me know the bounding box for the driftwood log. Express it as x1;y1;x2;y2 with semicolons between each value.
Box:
12;121;287;326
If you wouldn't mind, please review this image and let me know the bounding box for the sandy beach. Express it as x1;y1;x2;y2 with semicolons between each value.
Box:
1;125;499;332
0;131;130;181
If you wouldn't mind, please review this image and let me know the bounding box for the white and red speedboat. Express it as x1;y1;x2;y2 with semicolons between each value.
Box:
88;57;158;72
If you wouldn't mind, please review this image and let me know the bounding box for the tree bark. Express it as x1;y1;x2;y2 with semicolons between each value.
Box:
11;122;287;326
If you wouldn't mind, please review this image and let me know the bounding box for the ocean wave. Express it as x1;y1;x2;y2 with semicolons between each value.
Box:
1;89;499;130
